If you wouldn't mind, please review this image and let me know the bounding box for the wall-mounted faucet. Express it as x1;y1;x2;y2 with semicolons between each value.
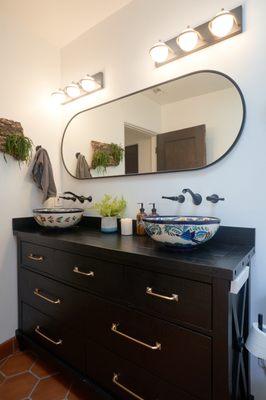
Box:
60;191;92;204
182;188;202;205
162;194;185;203
206;194;225;203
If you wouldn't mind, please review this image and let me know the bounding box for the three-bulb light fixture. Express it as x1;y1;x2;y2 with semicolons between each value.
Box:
51;72;104;105
149;7;241;65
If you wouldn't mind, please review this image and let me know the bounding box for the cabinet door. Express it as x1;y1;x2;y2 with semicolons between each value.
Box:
126;267;212;331
87;339;197;400
86;295;212;400
21;303;85;372
19;268;85;330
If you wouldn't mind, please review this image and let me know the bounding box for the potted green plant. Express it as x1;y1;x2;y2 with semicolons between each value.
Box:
94;194;127;233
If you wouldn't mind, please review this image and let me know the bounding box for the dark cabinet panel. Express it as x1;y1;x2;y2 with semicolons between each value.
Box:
53;250;124;300
86;295;212;400
19;268;85;330
126;267;212;331
21;241;53;273
21;302;85;372
86;339;197;400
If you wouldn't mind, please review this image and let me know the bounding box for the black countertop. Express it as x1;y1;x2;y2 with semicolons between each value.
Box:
13;217;255;281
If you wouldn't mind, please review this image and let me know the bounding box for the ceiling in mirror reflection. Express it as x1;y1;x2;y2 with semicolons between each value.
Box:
62;71;244;179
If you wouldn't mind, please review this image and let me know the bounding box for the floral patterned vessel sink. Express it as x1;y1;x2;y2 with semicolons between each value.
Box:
33;208;84;229
143;216;221;249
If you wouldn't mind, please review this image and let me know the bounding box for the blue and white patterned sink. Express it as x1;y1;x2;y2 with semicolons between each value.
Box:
143;216;221;249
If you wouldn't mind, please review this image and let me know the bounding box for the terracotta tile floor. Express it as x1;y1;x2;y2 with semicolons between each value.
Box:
0;351;101;400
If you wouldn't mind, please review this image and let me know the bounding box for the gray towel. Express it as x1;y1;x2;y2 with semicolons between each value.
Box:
76;154;91;179
31;148;57;202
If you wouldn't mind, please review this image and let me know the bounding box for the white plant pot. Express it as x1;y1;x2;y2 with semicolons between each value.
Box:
101;216;118;233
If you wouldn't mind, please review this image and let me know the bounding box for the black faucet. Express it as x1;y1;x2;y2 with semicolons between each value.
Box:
182;188;202;205
206;194;225;204
162;195;185;203
60;191;92;204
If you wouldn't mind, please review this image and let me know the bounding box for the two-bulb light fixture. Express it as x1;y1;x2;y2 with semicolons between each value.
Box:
51;72;104;105
149;6;242;66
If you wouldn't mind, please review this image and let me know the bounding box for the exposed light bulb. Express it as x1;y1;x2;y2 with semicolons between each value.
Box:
51;89;66;104
65;83;81;98
149;41;169;63
79;76;99;92
177;27;199;52
209;9;235;38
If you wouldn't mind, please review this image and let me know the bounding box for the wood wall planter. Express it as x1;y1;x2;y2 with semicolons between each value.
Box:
0;118;24;153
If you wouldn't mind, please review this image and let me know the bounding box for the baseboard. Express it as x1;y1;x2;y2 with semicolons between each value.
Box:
0;337;19;362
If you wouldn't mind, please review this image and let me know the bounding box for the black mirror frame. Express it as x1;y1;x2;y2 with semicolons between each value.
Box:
61;69;246;180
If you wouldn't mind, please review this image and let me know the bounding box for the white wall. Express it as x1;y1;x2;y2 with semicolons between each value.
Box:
60;1;266;397
0;16;61;343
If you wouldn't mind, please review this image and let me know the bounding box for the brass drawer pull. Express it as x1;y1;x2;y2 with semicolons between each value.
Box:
73;266;94;277
146;287;178;302
111;323;161;351
35;326;62;345
34;288;61;305
112;373;144;400
27;253;44;262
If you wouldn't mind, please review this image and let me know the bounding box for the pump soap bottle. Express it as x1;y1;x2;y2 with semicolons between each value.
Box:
149;203;159;217
136;203;147;236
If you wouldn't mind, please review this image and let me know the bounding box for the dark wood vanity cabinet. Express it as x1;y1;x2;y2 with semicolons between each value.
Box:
14;223;255;400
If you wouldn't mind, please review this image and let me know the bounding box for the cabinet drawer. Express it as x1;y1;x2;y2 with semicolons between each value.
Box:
21;242;53;272
53;250;124;299
126;268;212;330
87;295;211;400
21;303;85;372
19;269;85;329
87;339;197;400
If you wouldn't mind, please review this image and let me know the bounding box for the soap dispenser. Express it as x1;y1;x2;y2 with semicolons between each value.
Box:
149;203;159;217
136;203;147;236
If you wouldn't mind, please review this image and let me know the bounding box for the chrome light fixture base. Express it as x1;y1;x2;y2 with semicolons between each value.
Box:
59;72;104;105
153;5;242;67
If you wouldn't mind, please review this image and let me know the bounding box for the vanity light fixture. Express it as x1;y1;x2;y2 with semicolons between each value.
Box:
150;5;242;67
176;27;200;52
79;75;100;92
51;72;104;105
149;40;169;63
209;9;236;38
51;89;66;104
65;83;81;98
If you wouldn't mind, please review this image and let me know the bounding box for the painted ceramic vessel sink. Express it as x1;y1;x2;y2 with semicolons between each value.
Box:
143;216;221;249
33;208;84;229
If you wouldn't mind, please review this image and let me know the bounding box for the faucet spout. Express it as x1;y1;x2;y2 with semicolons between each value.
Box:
182;188;202;205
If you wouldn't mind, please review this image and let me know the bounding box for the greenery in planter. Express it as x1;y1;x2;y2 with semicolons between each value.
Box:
91;149;110;173
94;194;127;217
110;143;124;165
91;143;124;173
4;133;33;164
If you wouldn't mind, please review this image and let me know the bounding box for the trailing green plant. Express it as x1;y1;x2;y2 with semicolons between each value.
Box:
4;133;33;164
91;149;110;173
94;194;127;217
91;143;124;173
109;143;124;165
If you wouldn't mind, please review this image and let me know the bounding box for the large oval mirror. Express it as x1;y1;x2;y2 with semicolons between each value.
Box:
61;70;245;179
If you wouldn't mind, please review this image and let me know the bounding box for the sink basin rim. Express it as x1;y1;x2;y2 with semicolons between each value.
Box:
33;208;84;214
143;216;221;225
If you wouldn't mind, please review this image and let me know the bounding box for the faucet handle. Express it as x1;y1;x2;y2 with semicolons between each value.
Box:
162;195;185;203
206;194;225;204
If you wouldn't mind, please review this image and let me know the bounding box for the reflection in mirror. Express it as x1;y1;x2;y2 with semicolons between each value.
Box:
62;71;244;179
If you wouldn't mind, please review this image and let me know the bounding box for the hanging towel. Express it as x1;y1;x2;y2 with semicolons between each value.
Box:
31;147;57;202
76;153;91;179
